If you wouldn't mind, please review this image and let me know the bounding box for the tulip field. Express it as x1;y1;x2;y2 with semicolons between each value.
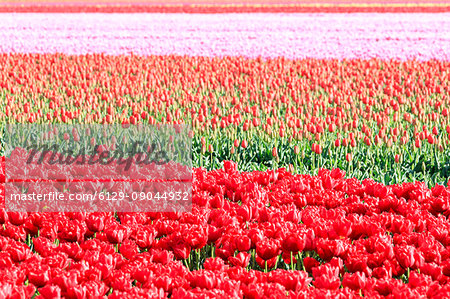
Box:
1;1;450;298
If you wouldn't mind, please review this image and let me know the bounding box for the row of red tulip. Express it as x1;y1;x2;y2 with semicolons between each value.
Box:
1;54;449;184
0;4;449;13
2;55;449;148
0;159;449;297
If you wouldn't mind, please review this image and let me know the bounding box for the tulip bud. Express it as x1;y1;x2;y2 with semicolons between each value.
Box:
415;139;421;148
288;164;294;173
433;126;439;136
316;144;322;155
294;146;300;155
395;154;400;163
272;147;278;158
334;139;340;148
241;140;248;149
328;123;335;133
374;135;380;146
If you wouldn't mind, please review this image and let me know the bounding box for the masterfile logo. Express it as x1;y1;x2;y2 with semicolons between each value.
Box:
4;124;192;212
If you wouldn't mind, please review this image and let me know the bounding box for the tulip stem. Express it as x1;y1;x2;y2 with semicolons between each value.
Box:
296;252;306;272
188;253;191;269
265;261;268;273
290;251;294;270
252;249;256;269
196;249;201;270
200;151;203;168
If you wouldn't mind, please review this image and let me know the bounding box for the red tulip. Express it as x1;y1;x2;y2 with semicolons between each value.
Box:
28;265;50;287
334;139;340;147
228;252;251;268
39;285;62;299
342;272;367;290
395;245;415;269
256;238;280;261
272;147;278;158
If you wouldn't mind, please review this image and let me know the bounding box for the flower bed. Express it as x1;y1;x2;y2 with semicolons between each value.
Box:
0;160;450;297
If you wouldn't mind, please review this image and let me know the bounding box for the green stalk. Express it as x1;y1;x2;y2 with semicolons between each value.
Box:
188;252;191;270
290;251;294;270
252;249;256;269
196;249;201;270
